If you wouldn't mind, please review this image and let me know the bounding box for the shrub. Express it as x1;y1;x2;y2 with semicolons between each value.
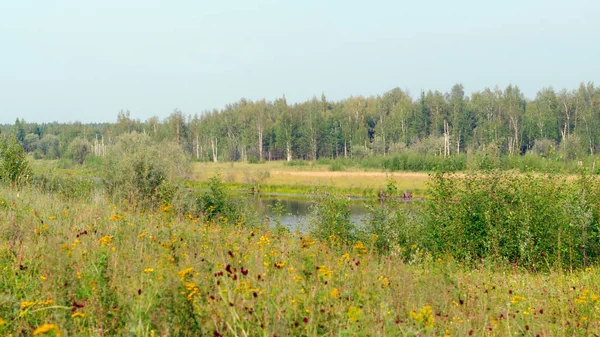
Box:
0;135;32;187
309;192;354;244
102;132;191;208
198;173;241;222
423;170;600;270
66;137;92;165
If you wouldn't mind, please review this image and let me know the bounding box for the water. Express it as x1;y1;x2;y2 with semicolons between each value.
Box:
240;195;370;231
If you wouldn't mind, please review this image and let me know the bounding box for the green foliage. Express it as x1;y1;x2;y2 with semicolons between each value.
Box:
329;160;344;172
422;170;600;270
283;159;309;167
198;173;240;222
65;137;92;165
102;132;191;209
309;192;354;244
361;201;421;256
32;174;98;200
0;136;32;187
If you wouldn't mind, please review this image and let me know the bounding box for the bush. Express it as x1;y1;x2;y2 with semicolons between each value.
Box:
0;136;32;187
309;192;354;244
66;137;92;165
102;132;191;209
198;173;240;222
423;170;600;270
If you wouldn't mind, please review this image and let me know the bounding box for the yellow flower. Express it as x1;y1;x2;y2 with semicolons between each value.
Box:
0;317;6;325
410;305;435;327
71;312;85;318
33;324;61;335
347;306;362;323
144;268;154;273
317;265;333;277
353;241;367;254
330;288;339;298
40;275;47;281
21;301;35;310
61;209;68;216
98;236;113;246
177;267;194;281
48;216;56;221
511;295;527;304
108;214;123;221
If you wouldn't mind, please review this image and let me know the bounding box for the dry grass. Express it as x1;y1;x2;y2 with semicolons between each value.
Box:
193;162;430;196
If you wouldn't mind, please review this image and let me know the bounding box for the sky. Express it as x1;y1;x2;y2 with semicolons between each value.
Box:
0;0;598;124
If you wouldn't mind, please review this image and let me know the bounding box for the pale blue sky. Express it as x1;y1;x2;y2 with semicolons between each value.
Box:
0;0;598;124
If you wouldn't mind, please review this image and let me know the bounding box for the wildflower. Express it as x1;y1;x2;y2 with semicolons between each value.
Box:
378;276;390;288
98;236;113;246
347;306;362;323
330;288;339;298
293;275;303;282
144;268;154;273
21;301;35;310
353;241;367;255
0;317;6;325
61;209;68;216
317;265;333;278
48;216;56;221
178;267;194;281
71;312;85;318
138;232;146;239
409;305;435;327
40;275;47;281
108;214;123;221
33;324;61;335
511;296;527;304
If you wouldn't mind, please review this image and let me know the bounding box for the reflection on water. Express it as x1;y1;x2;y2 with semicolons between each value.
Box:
240;196;369;231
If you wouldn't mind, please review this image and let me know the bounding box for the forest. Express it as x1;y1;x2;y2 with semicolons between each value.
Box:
3;82;600;167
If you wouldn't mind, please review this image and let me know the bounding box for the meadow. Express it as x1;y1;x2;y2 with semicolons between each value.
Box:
3;133;600;336
2;184;600;337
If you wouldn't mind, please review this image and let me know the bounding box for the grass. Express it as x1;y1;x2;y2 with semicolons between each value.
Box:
192;161;429;198
2;185;600;336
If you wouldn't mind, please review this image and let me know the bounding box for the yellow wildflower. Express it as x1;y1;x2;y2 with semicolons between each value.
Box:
353;241;367;254
71;312;85;318
330;288;339;298
21;301;35;310
108;214;123;221
409;305;435;327
61;209;68;216
177;267;194;281
347;306;362;323
48;216;56;221
317;265;333;277
98;236;113;246
144;268;154;273
33;324;61;336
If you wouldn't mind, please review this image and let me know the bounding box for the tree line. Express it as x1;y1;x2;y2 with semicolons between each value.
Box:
2;82;599;164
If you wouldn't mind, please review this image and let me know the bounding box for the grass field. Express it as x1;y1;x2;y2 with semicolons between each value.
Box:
2;185;600;336
192;161;430;197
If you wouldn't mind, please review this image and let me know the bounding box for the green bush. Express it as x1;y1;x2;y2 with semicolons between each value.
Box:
0;135;32;187
422;170;600;270
309;192;354;244
198;173;240;222
102;132;191;209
